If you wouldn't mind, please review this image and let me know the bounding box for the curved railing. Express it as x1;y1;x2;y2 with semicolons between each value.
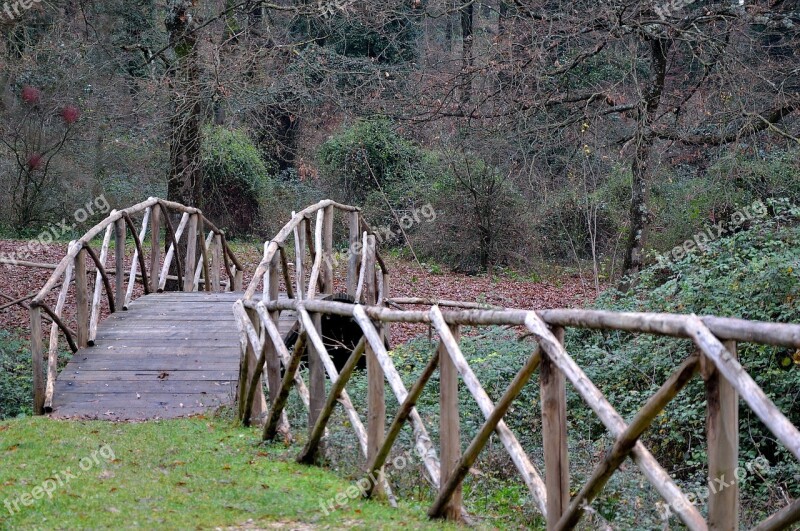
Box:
30;197;245;414
234;202;800;529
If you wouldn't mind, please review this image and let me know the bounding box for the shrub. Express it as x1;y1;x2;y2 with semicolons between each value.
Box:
201;125;277;237
0;330;33;419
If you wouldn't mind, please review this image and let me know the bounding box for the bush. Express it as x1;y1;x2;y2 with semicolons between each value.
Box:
0;330;34;419
201;125;277;237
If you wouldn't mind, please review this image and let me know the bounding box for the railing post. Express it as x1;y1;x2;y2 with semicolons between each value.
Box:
241;307;267;423
264;253;282;411
439;323;462;521
322;205;334;295
295;215;307;298
183;213;198;292
149;204;161;293
364;234;386;496
75;246;88;348
211;234;222;291
30;306;44;415
198;218;211;292
705;340;739;531
347;211;360;297
541;325;569;530
114;218;126;309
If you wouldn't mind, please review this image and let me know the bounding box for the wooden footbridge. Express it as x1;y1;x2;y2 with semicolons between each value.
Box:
29;198;800;530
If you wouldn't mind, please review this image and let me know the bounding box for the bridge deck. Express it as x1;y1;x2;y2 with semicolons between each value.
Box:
51;292;294;420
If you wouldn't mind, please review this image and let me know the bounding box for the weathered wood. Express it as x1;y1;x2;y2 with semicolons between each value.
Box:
44;245;76;411
321;205;334;295
234;302;268;424
89;223;114;344
364;347;440;498
352;305;441;489
522;312;706;530
308;311;325;433
306;209;325;300
75;247;89;348
211;234;222;292
428;343;545;518
754;498;800;531
541;326;569;529
439;322;462;521
183;214;198;292
278;244;294;299
125;207;151;309
149;203;161;293
0;259;57;269
114;219;126;309
197;218;211;292
121;212;150;296
294;214;307;299
263;253;282;426
159;209;187;291
262;333;308;441
354;232;368;303
298;337;366;463
363;235;385;496
428;306;547;518
705;339;739;531
31;307;45;414
347;211;360;297
685;316;800;461
555;355;700;530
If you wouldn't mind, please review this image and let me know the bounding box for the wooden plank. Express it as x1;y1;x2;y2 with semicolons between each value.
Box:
541;326;569;529
439;323;462;521
57;370;239;382
55;380;235;393
705;340;739;531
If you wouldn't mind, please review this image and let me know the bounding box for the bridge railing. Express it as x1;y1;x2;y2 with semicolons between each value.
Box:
236;199;391;429
30;197;244;414
236;288;800;527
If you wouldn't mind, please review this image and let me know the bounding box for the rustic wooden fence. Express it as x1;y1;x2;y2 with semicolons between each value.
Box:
236;202;800;530
29;197;244;414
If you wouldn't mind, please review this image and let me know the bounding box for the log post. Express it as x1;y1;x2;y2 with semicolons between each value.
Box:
183;214;198;292
439;323;462;521
264;253;282;415
308;311;325;435
75;247;88;348
211;234;222;292
322;205;334;295
347;211;360;297
364;234;385;496
245;306;268;423
149;205;161;293
294;215;307;298
31;307;44;415
705;340;739;531
541;326;569;529
114;218;126;309
198;218;211;292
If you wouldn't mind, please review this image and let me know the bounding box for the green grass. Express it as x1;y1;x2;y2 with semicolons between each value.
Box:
0;416;455;530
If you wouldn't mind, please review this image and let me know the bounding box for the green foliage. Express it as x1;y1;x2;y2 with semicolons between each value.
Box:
201;125;277;236
0;330;33;420
570;206;800;524
318;118;429;224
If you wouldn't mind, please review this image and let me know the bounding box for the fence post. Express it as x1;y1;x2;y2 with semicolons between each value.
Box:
31;306;44;415
264;253;282;412
347;211;360;297
363;234;386;496
295;216;307;298
440;323;462;521
75;247;88;348
114;218;126;308
183;214;198;292
211;234;222;291
322;205;334;295
705;340;739;531
541;326;569;529
149;204;161;293
242;307;267;423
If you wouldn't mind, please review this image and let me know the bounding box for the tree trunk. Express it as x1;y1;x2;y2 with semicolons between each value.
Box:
624;37;670;278
460;0;474;104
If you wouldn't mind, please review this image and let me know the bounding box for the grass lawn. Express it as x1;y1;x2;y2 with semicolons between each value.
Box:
0;416;455;530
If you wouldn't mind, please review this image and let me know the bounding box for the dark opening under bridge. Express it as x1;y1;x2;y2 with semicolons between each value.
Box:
29;198;800;530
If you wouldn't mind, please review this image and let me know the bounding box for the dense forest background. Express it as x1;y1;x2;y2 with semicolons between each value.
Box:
2;0;798;283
